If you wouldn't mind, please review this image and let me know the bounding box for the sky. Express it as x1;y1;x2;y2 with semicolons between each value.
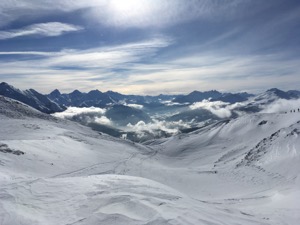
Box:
0;0;300;95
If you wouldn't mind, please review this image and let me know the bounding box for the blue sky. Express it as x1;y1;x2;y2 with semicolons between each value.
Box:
0;0;300;94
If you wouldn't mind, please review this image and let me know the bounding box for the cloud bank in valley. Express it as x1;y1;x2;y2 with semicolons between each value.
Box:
53;106;114;127
52;105;195;141
51;96;300;142
126;119;190;136
53;107;106;119
190;100;232;118
261;99;300;113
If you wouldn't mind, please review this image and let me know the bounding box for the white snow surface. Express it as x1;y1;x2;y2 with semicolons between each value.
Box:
0;95;300;225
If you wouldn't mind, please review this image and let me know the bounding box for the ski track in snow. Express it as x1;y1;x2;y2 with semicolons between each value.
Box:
0;96;300;225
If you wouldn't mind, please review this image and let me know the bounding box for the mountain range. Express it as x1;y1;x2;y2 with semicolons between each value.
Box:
0;82;65;113
1;82;300;115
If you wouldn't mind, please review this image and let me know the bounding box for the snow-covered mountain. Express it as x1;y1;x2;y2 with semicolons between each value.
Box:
2;82;299;116
172;90;253;104
252;88;297;103
0;95;299;224
47;89;180;108
232;88;300;113
48;89;115;107
0;82;65;113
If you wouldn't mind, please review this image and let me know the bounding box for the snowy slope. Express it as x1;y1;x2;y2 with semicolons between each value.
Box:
0;96;300;225
143;113;300;224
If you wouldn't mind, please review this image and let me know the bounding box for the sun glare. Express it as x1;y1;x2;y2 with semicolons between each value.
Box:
111;0;140;12
109;0;152;18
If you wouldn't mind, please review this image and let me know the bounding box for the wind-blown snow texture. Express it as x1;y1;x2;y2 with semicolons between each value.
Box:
0;95;300;225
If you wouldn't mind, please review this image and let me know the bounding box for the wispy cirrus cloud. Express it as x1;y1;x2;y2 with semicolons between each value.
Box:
0;51;60;56
2;46;300;95
0;37;174;92
0;22;83;40
0;0;254;29
0;37;171;68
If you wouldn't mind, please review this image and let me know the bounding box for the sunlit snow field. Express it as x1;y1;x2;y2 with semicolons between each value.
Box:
0;96;300;224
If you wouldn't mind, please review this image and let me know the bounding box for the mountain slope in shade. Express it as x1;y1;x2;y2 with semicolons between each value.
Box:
214;93;250;103
106;104;152;126
172;90;222;103
232;88;300;113
48;89;180;107
48;89;115;107
166;108;220;123
0;82;65;113
172;90;254;104
252;88;299;104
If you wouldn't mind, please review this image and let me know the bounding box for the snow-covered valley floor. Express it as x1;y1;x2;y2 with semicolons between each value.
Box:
0;96;299;225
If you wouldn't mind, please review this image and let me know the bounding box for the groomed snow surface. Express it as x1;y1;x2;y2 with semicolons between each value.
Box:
0;96;299;225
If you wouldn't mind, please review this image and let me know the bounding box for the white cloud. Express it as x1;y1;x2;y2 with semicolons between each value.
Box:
126;119;190;136
125;104;143;110
52;106;195;139
0;37;171;68
94;116;112;125
0;22;83;40
0;37;174;93
52;106;106;119
53;106;113;126
261;99;300;114
162;101;189;106
44;38;170;68
0;51;59;56
190;100;232;118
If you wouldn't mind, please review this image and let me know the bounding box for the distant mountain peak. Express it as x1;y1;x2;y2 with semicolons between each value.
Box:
190;90;202;94
0;82;20;93
265;88;291;99
70;90;82;95
0;82;65;113
50;89;61;95
0;82;15;89
88;89;102;94
267;88;283;93
106;90;118;94
0;82;9;86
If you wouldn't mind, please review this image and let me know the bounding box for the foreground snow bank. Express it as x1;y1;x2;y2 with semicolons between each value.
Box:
0;174;269;225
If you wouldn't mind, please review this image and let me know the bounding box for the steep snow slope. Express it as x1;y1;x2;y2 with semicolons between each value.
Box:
143;113;300;224
0;96;299;225
235;88;300;113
